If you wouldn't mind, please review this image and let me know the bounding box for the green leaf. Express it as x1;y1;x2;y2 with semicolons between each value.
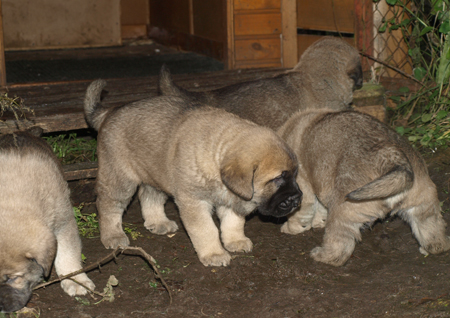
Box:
439;21;450;34
398;86;410;93
396;126;405;135
414;67;427;81
378;21;388;33
389;95;402;102
400;18;410;26
436;110;449;120
422;113;433;123
386;0;397;5
419;26;435;36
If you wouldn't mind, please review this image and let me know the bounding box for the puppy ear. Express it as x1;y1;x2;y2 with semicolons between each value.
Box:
347;61;363;90
25;236;57;277
220;157;255;201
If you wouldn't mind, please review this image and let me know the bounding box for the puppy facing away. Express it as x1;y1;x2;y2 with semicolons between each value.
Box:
277;110;450;266
84;80;302;267
159;36;363;130
0;131;95;313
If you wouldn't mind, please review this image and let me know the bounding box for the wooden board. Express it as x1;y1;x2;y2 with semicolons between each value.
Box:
3;0;121;50
121;0;150;25
0;67;288;134
235;37;281;61
234;12;282;36
234;0;280;10
297;0;354;33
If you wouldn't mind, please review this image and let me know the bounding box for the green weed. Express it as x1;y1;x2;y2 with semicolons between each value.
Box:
44;133;97;165
73;204;100;238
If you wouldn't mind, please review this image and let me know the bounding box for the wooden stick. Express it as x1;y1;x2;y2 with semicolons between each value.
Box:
34;246;173;304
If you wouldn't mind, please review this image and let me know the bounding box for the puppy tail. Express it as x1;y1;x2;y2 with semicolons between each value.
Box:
346;164;414;201
158;65;190;98
84;79;108;131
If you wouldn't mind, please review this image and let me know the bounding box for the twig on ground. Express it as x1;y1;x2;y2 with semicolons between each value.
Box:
34;246;173;304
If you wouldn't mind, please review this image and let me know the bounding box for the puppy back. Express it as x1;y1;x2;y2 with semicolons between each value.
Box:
84;79;109;131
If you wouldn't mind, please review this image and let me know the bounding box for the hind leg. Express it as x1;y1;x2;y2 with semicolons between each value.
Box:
311;202;366;266
96;171;138;249
140;184;178;235
399;201;450;255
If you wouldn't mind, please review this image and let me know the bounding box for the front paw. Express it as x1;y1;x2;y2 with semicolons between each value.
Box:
101;232;130;249
145;220;178;235
61;274;95;296
224;238;253;253
199;250;231;267
281;220;311;235
310;246;347;267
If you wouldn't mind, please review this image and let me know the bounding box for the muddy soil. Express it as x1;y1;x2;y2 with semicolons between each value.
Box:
19;149;450;318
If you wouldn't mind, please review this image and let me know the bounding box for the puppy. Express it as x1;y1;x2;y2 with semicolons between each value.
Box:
0;131;95;313
84;80;302;267
277;110;450;266
159;36;362;130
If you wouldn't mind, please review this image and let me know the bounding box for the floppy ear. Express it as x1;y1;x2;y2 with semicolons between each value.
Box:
220;156;255;201
25;235;57;277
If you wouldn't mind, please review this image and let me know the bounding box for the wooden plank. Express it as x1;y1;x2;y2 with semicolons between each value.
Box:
354;0;374;72
3;0;121;50
1;68;289;133
63;161;98;181
0;0;6;88
235;38;281;61
234;13;282;36
297;0;354;33
234;0;280;10
227;0;235;69
281;0;297;67
234;59;282;69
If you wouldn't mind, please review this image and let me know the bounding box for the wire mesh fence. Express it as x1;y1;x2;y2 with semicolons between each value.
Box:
368;0;449;80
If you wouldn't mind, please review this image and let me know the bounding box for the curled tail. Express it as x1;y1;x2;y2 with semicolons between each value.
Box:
158;65;192;98
346;153;414;201
84;79;108;131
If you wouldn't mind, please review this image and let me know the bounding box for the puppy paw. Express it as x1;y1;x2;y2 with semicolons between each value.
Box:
310;247;347;267
280;221;311;235
61;274;95;296
145;220;178;235
224;238;253;253
199;250;231;267
101;232;130;249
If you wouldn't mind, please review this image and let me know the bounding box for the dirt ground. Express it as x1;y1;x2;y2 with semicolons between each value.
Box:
18;148;450;318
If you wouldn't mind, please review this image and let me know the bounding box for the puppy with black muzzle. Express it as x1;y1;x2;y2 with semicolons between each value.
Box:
0;131;95;313
84;80;302;267
277;110;450;266
159;36;362;130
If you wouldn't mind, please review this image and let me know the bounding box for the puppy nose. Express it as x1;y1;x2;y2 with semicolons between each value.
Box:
280;192;302;210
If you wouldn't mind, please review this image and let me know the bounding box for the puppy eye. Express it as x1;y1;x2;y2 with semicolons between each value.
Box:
272;171;287;186
6;276;18;284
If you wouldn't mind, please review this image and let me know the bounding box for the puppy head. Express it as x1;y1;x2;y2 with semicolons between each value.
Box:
220;129;302;217
293;36;363;97
0;231;56;312
347;56;363;90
